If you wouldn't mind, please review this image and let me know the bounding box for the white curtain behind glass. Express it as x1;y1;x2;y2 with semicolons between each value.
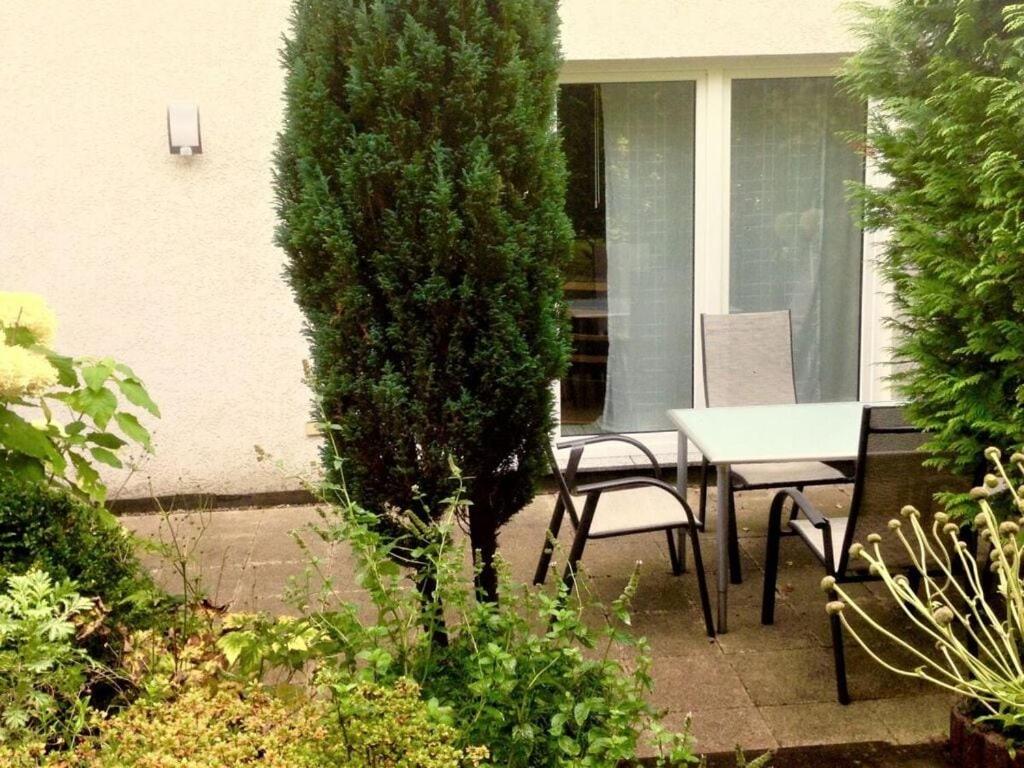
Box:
600;82;695;432
729;78;864;402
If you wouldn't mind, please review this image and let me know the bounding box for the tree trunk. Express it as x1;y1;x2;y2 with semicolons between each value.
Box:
469;500;499;603
416;571;449;648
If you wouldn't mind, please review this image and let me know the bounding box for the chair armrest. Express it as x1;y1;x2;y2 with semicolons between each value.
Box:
555;435;661;478
771;487;829;528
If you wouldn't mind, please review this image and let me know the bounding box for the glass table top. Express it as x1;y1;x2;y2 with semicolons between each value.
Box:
667;402;868;464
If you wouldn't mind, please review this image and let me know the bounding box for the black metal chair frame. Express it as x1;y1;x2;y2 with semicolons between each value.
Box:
534;434;715;638
698;310;854;586
761;406;932;704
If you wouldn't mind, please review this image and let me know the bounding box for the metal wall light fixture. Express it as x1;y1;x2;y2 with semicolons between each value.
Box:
167;102;202;155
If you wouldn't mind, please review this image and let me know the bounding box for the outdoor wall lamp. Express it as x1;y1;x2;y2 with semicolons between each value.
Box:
167;102;202;155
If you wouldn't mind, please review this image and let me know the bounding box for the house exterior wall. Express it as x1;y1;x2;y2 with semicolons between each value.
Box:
0;1;872;499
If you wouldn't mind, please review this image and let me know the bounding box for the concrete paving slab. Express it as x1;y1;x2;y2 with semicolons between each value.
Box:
664;707;780;755
760;700;897;747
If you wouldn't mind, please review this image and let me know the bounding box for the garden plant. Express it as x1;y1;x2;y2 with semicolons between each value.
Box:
275;0;573;598
0;292;159;505
842;0;1024;496
826;446;1024;751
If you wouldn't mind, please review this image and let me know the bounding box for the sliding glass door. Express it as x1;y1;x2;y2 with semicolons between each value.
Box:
558;82;696;434
729;77;864;402
557;71;865;444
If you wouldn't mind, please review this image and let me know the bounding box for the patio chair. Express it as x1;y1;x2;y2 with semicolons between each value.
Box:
700;310;851;584
760;404;967;704
533;436;715;638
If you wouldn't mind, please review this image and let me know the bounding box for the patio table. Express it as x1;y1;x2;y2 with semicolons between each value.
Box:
667;401;866;632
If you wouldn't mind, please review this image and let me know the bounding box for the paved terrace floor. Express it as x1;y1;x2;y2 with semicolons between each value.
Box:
121;484;954;760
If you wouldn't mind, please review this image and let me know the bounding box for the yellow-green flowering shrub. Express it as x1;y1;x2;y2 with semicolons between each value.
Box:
0;678;485;768
0;294;57;347
0;292;159;503
0;345;57;399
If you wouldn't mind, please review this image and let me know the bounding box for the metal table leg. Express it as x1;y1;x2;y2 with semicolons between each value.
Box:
716;461;731;632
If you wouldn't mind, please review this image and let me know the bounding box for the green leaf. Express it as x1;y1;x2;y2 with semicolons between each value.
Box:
89;446;123;469
68;451;103;503
81;360;114;392
63;387;118;429
63;420;87;437
0;410;65;472
87;432;126;449
558;735;581;756
0;452;46;484
114;412;151;450
115;377;160;417
45;352;78;388
573;701;591;726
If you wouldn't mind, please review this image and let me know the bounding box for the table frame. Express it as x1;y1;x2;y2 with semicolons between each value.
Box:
670;402;866;632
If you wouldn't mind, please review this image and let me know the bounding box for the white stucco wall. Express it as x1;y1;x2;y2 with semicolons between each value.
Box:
559;0;863;62
0;1;312;499
0;1;866;499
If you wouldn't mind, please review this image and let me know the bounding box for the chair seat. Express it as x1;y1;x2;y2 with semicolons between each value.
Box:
573;486;696;538
731;461;846;488
789;517;849;569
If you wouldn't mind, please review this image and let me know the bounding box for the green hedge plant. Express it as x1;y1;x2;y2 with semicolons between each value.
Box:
275;0;572;598
0;480;160;631
841;1;1024;492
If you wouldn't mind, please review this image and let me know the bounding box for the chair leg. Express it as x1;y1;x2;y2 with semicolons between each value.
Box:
828;588;851;705
676;528;688;573
761;493;785;625
666;529;682;576
727;491;742;585
560;494;597;594
534;496;567;585
787;485;804;525
685;520;716;638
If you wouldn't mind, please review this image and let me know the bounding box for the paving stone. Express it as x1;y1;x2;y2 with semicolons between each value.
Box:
730;647;845;706
759;700;893;746
663;707;779;756
869;694;955;745
650;654;753;712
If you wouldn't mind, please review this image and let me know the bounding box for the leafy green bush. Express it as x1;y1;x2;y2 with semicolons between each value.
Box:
223;475;699;767
0;570;99;750
0;480;161;630
0;292;159;505
841;1;1024;490
2;678;484;767
275;0;572;598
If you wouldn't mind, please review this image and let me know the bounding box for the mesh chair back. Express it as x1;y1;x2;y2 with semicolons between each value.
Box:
837;405;967;574
701;311;797;407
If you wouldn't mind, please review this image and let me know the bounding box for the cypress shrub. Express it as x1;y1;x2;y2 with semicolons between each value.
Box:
275;0;571;595
842;0;1024;488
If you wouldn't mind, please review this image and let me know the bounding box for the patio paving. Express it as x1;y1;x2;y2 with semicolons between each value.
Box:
120;482;955;761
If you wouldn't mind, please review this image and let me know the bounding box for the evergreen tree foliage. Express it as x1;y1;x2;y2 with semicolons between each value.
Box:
275;0;571;595
842;0;1024;484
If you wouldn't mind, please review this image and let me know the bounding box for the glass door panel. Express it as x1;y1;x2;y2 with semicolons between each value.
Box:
558;81;696;434
729;77;865;402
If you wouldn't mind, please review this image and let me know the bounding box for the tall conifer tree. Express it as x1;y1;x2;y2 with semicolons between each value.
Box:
275;0;571;596
842;0;1024;488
